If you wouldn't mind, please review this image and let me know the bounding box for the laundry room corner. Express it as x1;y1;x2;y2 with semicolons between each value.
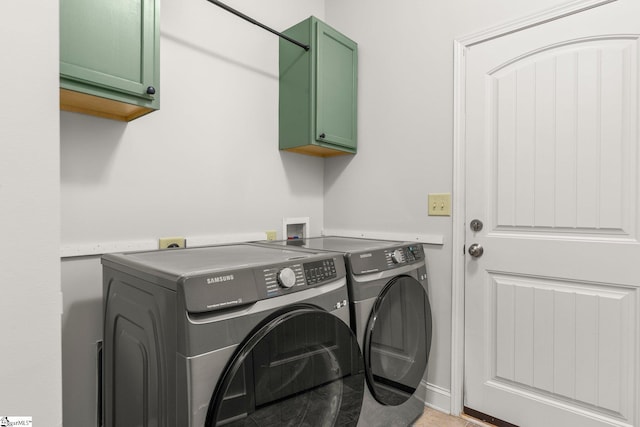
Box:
55;0;595;425
323;0;575;417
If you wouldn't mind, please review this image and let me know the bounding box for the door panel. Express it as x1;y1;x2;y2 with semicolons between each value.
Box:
491;37;636;236
464;1;640;426
252;309;353;407
60;0;157;99
206;307;364;427
365;276;432;405
489;273;634;416
316;21;358;149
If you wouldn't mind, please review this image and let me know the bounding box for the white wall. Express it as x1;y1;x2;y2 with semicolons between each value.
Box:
0;0;62;425
324;0;569;412
60;1;326;425
62;0;326;247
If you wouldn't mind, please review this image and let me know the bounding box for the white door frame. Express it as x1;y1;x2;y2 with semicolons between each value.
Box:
449;0;618;416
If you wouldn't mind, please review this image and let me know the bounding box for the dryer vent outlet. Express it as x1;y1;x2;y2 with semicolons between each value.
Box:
159;237;186;249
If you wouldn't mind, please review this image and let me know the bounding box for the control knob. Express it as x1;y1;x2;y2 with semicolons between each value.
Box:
391;249;405;264
277;267;297;288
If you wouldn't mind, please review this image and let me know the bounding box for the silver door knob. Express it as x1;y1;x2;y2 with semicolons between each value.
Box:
468;243;484;258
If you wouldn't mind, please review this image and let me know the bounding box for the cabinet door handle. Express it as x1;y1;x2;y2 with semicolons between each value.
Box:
146;86;156;95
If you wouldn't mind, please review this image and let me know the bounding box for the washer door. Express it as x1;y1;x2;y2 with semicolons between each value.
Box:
205;306;364;427
363;275;432;406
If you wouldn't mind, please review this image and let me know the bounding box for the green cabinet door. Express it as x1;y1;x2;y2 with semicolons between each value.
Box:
315;21;358;151
60;0;160;121
279;17;357;157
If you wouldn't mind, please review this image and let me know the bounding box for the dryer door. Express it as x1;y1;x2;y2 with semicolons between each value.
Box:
205;306;365;427
363;275;432;406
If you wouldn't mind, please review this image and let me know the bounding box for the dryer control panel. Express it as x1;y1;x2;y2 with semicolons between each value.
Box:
387;245;422;265
349;244;424;275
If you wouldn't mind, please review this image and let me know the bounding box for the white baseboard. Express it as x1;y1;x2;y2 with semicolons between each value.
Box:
417;380;452;414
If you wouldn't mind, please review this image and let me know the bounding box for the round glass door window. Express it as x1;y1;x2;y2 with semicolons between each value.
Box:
364;275;432;406
206;306;365;426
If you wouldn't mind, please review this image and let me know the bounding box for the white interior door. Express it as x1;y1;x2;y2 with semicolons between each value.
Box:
464;1;640;426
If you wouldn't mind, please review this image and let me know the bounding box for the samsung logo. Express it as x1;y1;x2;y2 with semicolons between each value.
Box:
206;274;234;285
359;253;372;258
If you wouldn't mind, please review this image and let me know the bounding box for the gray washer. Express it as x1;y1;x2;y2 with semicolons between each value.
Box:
102;243;365;426
253;237;432;427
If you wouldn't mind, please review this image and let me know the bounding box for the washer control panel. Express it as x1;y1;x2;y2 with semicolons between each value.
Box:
303;259;337;285
263;264;305;295
261;257;340;298
276;267;297;288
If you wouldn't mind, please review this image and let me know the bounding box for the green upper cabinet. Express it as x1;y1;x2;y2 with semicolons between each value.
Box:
279;17;358;157
60;0;160;121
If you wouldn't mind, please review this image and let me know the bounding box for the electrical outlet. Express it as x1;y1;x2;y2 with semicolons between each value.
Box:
159;237;186;249
265;230;277;241
428;193;451;216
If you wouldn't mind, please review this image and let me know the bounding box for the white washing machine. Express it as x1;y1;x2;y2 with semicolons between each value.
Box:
102;243;365;426
255;237;432;427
